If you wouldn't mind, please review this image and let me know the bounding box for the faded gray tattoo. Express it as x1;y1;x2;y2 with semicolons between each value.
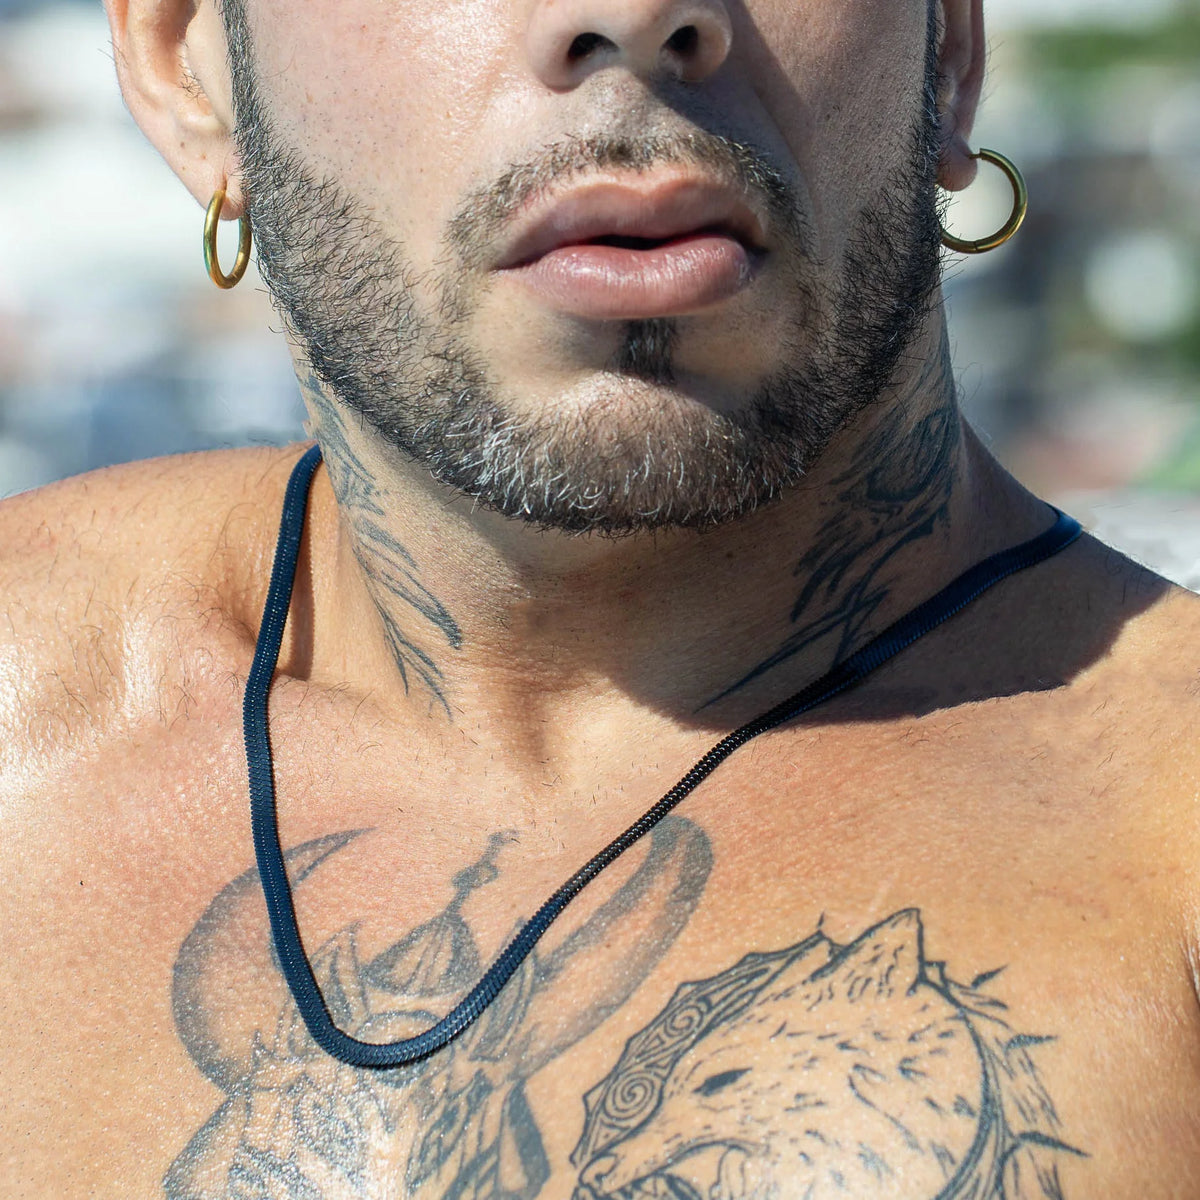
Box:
572;909;1083;1200
301;371;461;715
709;338;961;707
167;824;1079;1199
167;816;712;1199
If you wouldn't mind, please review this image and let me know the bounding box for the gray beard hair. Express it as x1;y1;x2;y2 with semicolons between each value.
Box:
221;8;944;535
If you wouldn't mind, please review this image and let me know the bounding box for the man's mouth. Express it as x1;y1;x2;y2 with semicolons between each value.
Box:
493;176;768;321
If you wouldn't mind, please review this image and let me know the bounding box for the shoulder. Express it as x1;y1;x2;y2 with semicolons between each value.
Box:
0;445;308;762
1076;539;1200;709
1062;534;1200;743
0;443;303;590
955;526;1200;793
1062;545;1200;868
1112;576;1200;969
1120;583;1200;764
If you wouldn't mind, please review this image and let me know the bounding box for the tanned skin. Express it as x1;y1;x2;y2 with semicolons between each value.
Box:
1;0;1199;1197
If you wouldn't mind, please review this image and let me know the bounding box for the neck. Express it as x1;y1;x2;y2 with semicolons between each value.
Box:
294;313;1041;750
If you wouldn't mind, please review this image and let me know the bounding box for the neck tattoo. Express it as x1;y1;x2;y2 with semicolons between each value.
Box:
244;443;1081;1070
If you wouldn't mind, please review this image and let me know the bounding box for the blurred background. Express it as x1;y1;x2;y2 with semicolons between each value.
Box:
1;0;1198;586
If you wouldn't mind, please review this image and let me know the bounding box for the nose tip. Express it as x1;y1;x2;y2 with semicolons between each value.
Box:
527;0;734;90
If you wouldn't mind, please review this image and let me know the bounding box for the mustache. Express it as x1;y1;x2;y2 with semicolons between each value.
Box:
445;128;813;269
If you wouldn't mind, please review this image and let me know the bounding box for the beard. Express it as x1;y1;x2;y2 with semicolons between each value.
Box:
221;7;944;535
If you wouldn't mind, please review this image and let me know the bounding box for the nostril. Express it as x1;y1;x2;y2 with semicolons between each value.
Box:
568;31;616;61
664;24;700;57
534;4;732;88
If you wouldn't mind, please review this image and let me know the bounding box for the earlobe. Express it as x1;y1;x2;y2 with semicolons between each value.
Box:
103;0;242;213
938;129;979;193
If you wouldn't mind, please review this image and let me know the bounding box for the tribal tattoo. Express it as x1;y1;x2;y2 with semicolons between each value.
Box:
166;818;1081;1199
300;371;462;716
299;322;963;723
707;336;961;707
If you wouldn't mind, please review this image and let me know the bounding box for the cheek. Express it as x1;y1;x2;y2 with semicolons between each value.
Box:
248;0;514;249
747;0;930;237
242;0;930;271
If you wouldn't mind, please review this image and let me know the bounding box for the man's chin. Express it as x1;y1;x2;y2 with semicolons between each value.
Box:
460;370;776;443
460;321;799;433
394;378;819;538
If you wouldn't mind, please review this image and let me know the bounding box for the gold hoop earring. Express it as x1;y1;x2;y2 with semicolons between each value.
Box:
203;185;253;289
940;148;1028;255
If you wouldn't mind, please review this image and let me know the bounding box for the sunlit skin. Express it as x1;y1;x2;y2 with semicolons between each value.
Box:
186;0;966;412
0;0;1197;1196
107;0;1010;767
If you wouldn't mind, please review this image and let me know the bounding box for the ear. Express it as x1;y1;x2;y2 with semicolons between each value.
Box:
103;0;245;216
933;0;986;193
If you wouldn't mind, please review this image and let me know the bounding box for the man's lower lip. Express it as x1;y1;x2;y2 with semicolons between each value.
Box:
498;233;758;320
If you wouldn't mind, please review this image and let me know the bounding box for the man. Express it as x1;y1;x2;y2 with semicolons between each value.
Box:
1;0;1197;1195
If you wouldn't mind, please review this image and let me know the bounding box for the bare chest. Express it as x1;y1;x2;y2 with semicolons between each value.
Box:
4;700;1199;1200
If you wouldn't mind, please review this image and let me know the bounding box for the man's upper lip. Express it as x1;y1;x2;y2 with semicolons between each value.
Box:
494;176;769;270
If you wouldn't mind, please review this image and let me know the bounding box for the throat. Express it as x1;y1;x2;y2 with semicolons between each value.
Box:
299;330;996;732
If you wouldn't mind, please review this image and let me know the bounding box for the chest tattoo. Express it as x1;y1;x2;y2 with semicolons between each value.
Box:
166;821;1082;1199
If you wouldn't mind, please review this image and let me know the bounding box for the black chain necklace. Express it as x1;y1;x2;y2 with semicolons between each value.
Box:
245;442;1081;1069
